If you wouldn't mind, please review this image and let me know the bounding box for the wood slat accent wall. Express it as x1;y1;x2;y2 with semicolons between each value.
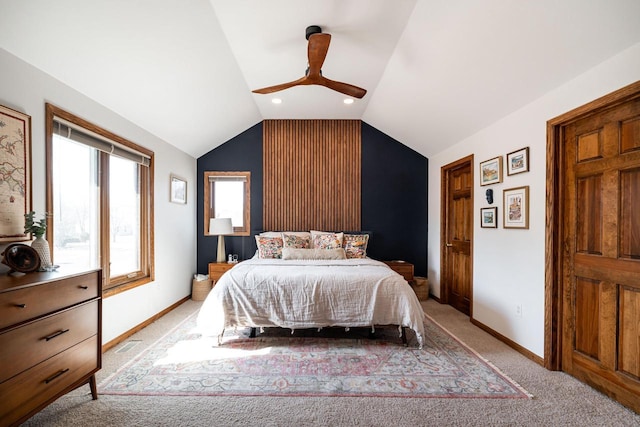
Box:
263;119;361;231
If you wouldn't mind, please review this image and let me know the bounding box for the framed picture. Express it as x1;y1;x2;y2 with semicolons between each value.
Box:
170;174;187;204
480;207;498;228
0;104;31;242
506;147;529;175
503;186;529;229
479;156;503;186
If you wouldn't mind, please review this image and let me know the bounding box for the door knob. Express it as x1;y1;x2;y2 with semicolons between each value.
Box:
446;243;453;247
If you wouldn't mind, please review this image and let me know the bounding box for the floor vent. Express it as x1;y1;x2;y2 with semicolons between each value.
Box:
115;340;142;353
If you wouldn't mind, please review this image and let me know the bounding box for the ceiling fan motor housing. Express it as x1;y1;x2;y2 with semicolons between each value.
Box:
305;25;322;40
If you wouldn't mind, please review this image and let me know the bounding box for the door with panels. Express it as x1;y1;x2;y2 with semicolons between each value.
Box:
561;96;640;411
442;156;473;316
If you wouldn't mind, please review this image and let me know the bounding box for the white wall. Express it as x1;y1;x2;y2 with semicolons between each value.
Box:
427;42;640;357
0;48;197;344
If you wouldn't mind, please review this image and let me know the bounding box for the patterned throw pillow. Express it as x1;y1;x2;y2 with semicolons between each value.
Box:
255;236;283;259
343;234;369;259
310;230;344;248
282;233;311;249
312;233;343;250
259;231;283;238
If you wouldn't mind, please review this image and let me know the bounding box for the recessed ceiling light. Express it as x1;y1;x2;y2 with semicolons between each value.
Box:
343;98;354;105
271;98;282;104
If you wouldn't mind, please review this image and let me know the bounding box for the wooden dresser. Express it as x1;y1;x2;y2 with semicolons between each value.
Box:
0;269;102;426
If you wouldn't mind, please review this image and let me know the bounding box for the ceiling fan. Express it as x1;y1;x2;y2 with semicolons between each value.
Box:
252;25;367;99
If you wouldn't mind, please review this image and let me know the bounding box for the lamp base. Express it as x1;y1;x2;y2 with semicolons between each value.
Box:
216;235;226;263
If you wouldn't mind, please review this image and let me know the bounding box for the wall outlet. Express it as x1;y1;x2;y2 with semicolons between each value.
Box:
516;304;523;317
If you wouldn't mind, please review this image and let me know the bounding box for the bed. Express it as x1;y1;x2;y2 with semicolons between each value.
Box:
195;255;427;348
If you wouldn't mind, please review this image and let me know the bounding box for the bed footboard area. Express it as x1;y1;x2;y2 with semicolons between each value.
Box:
247;325;409;346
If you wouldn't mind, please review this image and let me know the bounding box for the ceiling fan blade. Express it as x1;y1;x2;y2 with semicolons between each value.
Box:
252;76;308;95
320;76;367;99
252;27;367;99
307;33;331;76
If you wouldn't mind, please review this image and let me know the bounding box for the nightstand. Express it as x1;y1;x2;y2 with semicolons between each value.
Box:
208;262;236;285
383;261;414;285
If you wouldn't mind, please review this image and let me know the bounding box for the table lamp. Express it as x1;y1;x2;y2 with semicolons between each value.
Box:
209;218;233;262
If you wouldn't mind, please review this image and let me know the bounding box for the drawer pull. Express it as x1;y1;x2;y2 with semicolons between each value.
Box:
14;303;26;308
79;285;89;289
44;368;70;384
44;329;70;341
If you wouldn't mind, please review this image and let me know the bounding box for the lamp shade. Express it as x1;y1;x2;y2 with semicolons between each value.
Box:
209;218;233;235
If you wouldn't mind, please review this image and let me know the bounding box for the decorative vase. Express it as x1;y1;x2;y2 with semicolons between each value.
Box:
31;236;52;270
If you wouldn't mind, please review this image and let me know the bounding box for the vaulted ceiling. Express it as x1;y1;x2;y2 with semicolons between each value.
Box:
1;0;639;158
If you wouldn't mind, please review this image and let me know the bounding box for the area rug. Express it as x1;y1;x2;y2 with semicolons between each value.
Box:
99;312;532;399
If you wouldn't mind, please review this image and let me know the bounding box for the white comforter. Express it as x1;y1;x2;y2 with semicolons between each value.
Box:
196;257;426;347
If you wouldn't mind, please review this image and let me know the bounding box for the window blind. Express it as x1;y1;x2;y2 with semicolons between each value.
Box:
208;175;248;182
53;117;151;167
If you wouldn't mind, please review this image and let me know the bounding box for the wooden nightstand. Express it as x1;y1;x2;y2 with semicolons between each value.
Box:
383;261;414;285
208;262;236;285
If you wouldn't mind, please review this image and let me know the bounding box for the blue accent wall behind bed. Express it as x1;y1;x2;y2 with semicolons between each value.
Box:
196;121;428;276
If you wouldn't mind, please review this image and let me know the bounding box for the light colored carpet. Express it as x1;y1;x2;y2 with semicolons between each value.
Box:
23;299;640;426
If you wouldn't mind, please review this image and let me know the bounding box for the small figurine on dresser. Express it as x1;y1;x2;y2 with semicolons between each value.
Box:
1;243;40;273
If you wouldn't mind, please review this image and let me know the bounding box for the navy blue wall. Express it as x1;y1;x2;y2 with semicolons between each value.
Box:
196;121;428;276
361;122;428;275
197;122;263;273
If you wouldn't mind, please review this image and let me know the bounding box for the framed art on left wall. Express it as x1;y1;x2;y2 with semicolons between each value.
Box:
170;174;187;204
0;104;31;242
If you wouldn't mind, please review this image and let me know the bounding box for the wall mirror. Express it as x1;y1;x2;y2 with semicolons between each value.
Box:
204;171;250;236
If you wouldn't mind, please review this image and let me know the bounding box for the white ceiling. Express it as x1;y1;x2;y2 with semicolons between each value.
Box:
1;0;639;158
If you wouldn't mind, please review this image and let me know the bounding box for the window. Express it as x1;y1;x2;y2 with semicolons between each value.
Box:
45;104;154;295
204;172;250;236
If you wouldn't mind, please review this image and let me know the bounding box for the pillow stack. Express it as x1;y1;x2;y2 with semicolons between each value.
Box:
255;230;369;259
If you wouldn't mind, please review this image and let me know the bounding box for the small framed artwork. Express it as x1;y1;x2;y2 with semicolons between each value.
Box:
479;156;503;186
0;104;32;242
503;186;529;229
506;147;530;175
480;207;498;228
170;174;187;204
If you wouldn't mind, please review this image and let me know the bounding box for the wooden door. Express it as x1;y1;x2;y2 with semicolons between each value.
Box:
441;156;473;316
561;96;640;411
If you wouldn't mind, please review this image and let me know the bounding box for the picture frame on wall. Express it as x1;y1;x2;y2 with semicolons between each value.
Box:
479;156;503;186
0;104;32;242
503;186;529;229
480;207;498;228
170;174;187;204
506;147;530;175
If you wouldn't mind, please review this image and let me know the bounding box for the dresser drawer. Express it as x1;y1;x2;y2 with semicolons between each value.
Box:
394;266;414;281
208;262;236;283
0;300;98;384
0;335;99;426
0;271;99;330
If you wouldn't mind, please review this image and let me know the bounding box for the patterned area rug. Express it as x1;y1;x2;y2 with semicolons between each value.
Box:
99;312;531;399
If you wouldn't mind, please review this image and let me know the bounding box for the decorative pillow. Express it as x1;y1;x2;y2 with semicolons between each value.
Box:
310;230;344;248
259;231;283;238
311;233;343;249
282;247;347;260
282;233;311;249
343;234;369;259
255;236;283;259
282;231;311;237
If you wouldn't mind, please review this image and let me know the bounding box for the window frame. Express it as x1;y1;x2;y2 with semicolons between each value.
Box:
204;171;251;236
45;103;155;297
